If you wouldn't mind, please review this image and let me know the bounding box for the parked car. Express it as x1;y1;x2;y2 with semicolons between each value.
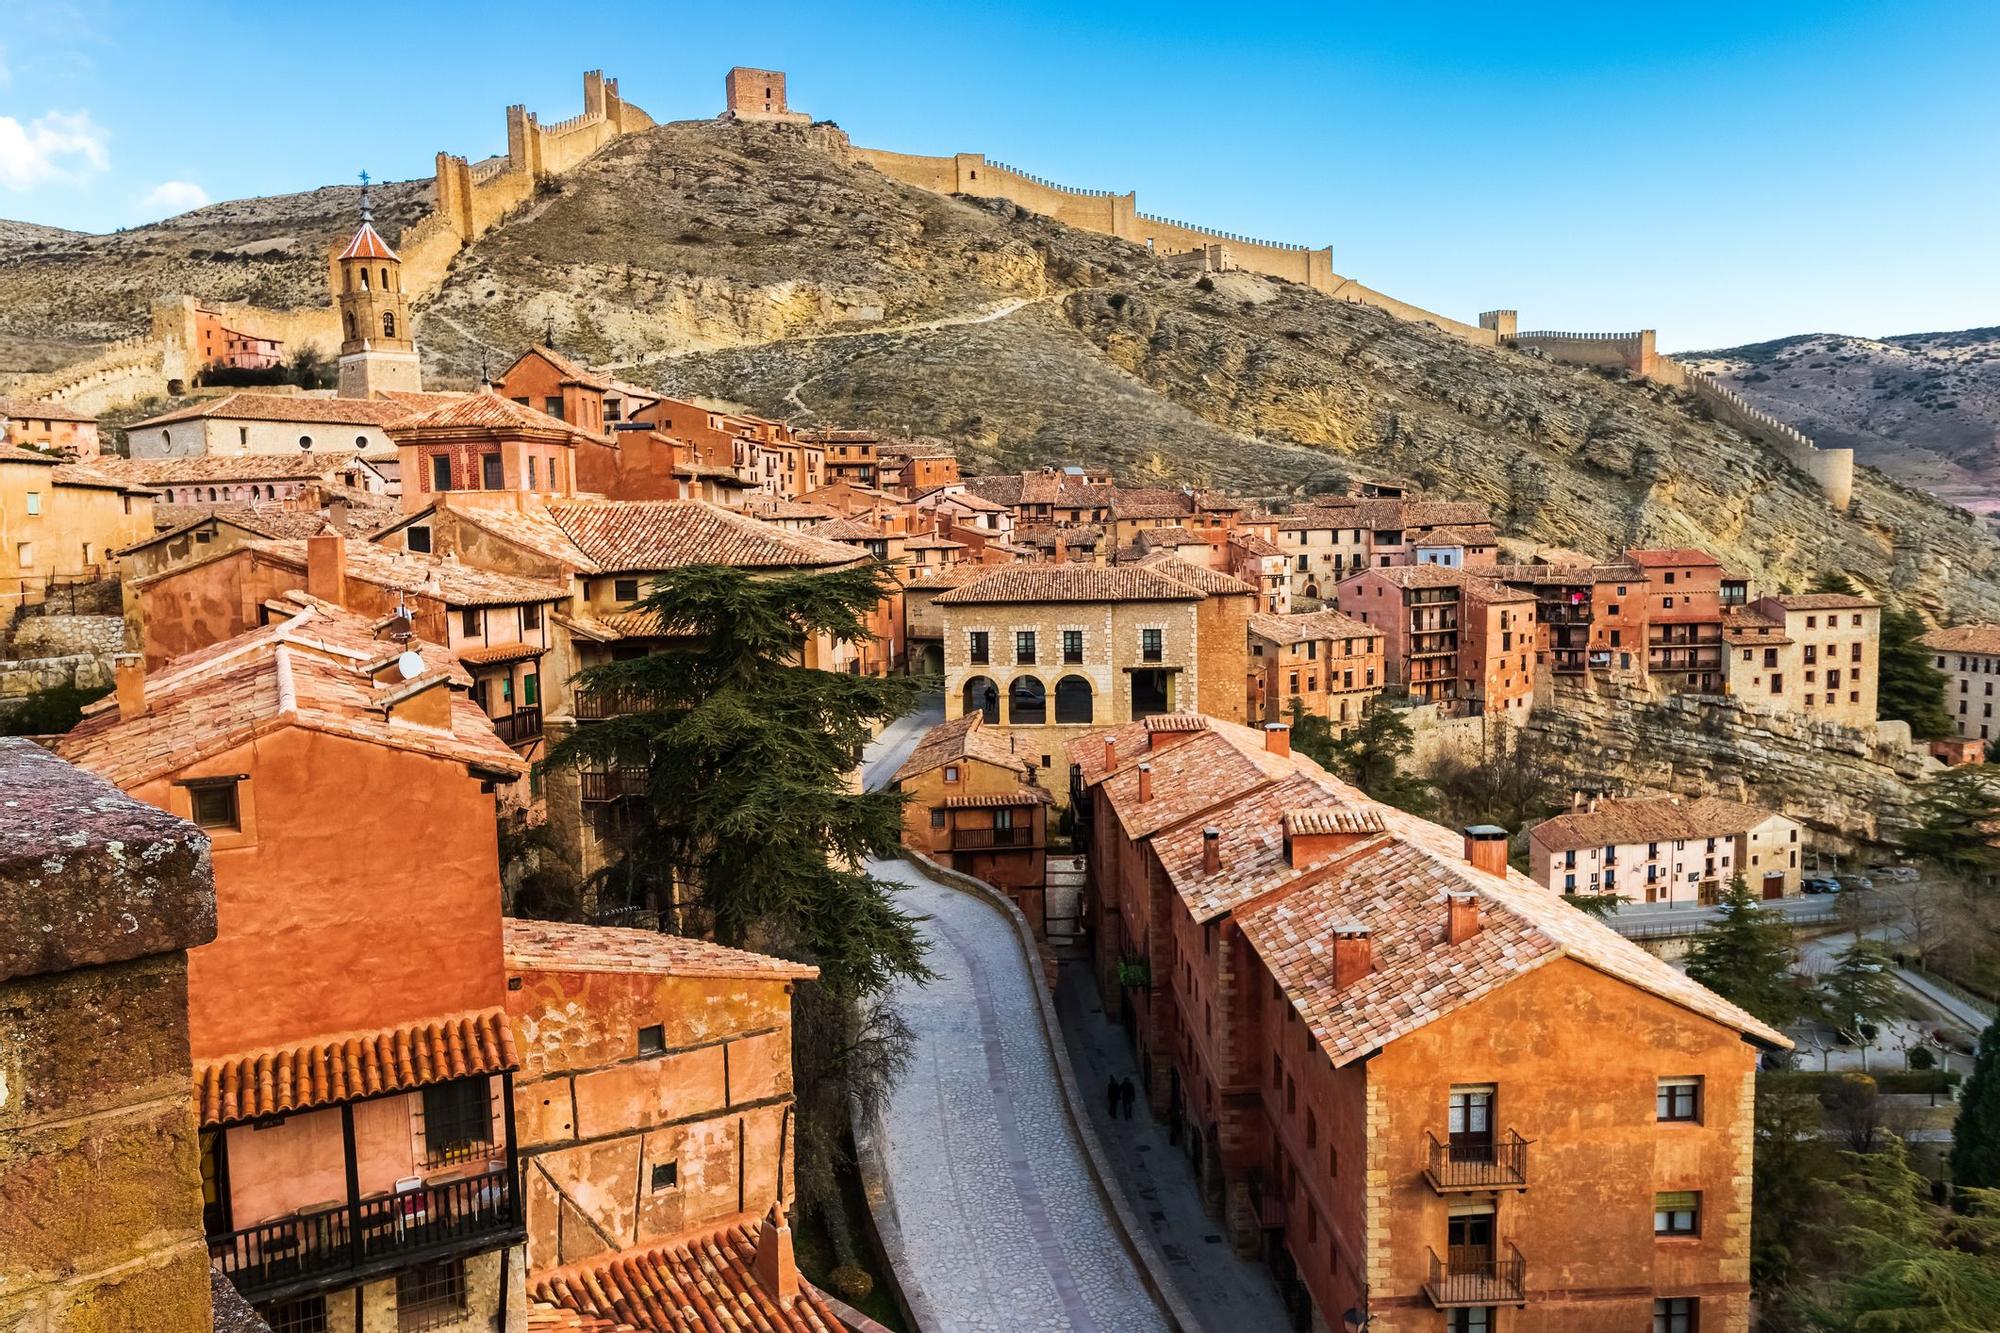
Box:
1802;877;1841;895
1868;863;1920;883
1839;874;1875;892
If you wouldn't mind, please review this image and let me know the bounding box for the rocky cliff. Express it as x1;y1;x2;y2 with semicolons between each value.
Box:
1520;680;1935;853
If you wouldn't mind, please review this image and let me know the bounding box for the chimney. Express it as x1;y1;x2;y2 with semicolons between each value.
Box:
1103;736;1118;772
1137;762;1153;803
754;1201;800;1308
1463;825;1509;879
1202;826;1222;875
329;495;351;530
1054;530;1069;565
306;533;347;607
1446;891;1481;945
1264;722;1291;758
1331;925;1372;989
113;652;146;721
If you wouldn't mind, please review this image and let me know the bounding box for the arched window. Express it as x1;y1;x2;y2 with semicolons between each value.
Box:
1008;676;1047;726
344;312;356;339
382;312;396;339
358;268;369;291
962;676;999;725
206;487;218;501
1054;675;1094;724
380;267;390;291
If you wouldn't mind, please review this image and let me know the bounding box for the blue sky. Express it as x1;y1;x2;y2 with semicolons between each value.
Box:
4;0;1996;349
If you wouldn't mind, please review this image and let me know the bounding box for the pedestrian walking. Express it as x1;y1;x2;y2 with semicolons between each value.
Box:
1106;1076;1120;1120
1119;1076;1136;1120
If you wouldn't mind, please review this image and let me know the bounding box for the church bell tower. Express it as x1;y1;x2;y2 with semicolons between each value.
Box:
335;175;422;398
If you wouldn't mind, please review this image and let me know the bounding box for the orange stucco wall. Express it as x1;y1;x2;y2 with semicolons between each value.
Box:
133;727;508;1061
506;964;800;1272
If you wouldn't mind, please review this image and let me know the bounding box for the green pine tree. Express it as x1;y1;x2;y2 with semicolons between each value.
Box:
1822;937;1902;1042
1878;605;1954;740
1799;1138;2000;1331
1684;875;1807;1027
1286;696;1339;771
543;561;932;1213
1811;571;1864;596
1902;766;2000;882
1952;1017;2000;1190
1321;698;1436;816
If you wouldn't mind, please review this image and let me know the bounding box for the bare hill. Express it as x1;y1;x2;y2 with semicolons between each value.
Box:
3;118;1997;616
1686;329;2000;517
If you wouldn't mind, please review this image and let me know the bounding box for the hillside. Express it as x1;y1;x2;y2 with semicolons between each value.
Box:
4;118;1999;617
1686;329;2000;517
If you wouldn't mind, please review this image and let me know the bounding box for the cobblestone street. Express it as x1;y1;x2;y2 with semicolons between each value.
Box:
868;855;1175;1333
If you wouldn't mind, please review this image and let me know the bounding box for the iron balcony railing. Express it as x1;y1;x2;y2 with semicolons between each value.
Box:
950;826;1035;850
1424;1242;1527;1308
207;1168;517;1304
578;768;649;803
1424;1130;1530;1192
490;707;542;746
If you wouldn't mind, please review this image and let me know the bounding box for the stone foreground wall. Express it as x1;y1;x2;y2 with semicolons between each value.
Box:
1520;680;1937;851
0;740;219;1332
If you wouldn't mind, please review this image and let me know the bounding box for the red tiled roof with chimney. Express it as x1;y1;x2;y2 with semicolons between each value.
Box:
194;1006;516;1127
390;389;599;443
1921;624;2000;657
1624;548;1723;568
126;392;454;430
1527;795;1782;851
894;713;1037;784
1247;609;1381;646
56;595;525;789
546;501;864;572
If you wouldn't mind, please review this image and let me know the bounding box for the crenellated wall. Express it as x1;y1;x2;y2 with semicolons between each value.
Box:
33;71;652;411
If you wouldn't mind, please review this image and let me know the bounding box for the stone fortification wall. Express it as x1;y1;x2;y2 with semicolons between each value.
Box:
35;70;651;410
1522;679;1934;853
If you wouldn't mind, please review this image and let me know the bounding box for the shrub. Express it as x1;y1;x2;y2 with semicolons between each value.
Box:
829;1265;874;1302
1909;1045;1938;1071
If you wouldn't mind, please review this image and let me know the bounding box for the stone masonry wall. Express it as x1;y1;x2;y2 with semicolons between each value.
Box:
0;740;218;1332
1521;679;1936;852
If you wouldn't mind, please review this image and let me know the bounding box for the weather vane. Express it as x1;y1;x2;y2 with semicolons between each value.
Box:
358;170;373;224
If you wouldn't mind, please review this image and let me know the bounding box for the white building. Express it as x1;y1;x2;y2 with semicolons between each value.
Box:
1921;623;2000;744
1529;794;1805;906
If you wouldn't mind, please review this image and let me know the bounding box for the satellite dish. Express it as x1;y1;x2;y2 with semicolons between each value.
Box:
396;651;425;681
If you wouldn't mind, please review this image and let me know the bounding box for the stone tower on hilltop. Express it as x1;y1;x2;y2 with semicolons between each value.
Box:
334;180;422;398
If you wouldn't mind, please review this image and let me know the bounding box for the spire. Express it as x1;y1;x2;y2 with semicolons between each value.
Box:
358;170;373;225
543;318;556;350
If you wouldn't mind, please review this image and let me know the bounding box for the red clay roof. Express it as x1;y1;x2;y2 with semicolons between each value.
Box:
337;219;400;262
194;1005;516;1126
1764;592;1879;611
502;919;818;981
88;451;383;485
390;389;597;442
1625;548;1722;568
1528;795;1785;851
894;713;1038;784
529;1216;842;1333
0;396;96;424
1247;609;1380;645
546;501;864;572
1922;623;2000;657
126;392;447;430
934;564;1205;605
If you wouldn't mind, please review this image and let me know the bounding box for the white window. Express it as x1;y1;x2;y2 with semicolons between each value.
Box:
24;492;40;516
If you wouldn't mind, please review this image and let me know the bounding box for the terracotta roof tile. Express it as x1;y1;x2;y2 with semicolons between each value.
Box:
1625;548;1722;568
86;451;382;485
547;501;863;572
1228;532;1285;558
943;789;1053;807
1766;592;1879;611
1528;795;1784;851
894;713;1037;784
446;502;597;572
194;1005;516;1126
502;919;817;981
1922;624;2000;657
458;641;547;666
934;564;1204;605
126;392;451;430
1413;524;1499;546
246;539;570;608
0;396;96;424
1129;551;1255;596
1248;610;1381;645
57;598;526;789
529;1217;842;1333
337;219;399;261
391;389;599;442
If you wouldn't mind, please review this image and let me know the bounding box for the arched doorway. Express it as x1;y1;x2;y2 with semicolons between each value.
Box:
1008;676;1046;726
1054;675;1094;724
963;676;1000;723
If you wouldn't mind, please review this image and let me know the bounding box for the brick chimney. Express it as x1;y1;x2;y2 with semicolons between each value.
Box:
1463;825;1509;878
1103;736;1118;772
754;1201;800;1308
306;533;347;607
1264;722;1291;757
1331;925;1372;989
1137;762;1153;803
113;652;146;721
1055;530;1069;564
1202;826;1222;875
1446;890;1481;945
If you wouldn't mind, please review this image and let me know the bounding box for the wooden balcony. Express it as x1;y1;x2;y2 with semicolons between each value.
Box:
578;768;649;803
1424;1130;1529;1192
208;1167;519;1305
490;707;542;747
949;826;1036;851
573;686;655;721
1425;1243;1527;1308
